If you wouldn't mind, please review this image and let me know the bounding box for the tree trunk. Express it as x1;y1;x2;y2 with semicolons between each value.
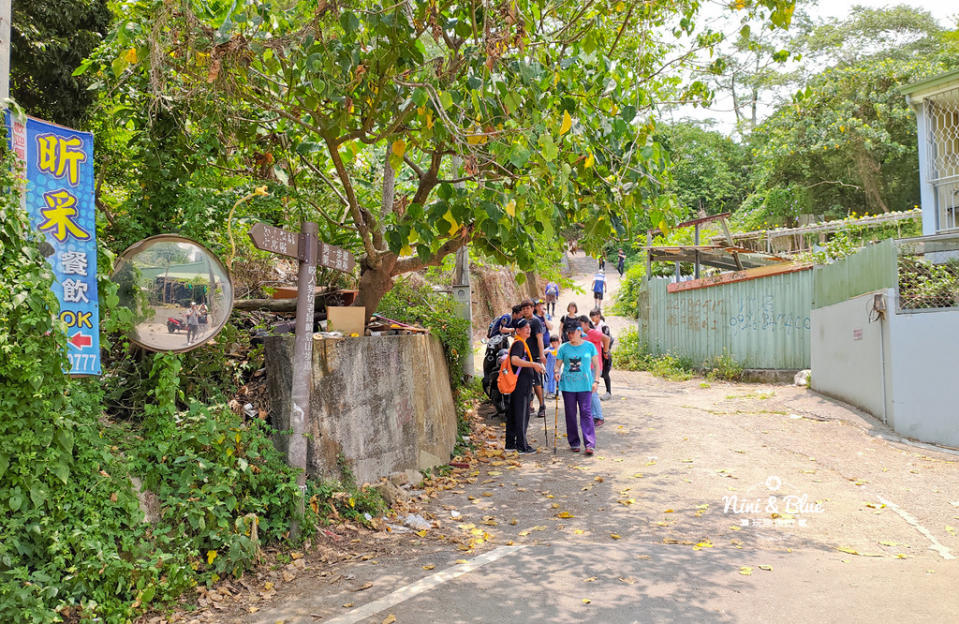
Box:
352;253;398;321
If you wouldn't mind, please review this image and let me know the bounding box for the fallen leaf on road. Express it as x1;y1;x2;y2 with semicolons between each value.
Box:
343;602;354;608
632;473;644;478
610;534;622;540
693;540;713;550
557;511;575;518
352;582;373;592
879;540;898;547
897;553;908;559
664;509;674;513
758;565;773;571
416;530;427;537
836;547;859;555
946;525;957;536
646;460;657;466
455;559;468;564
422;564;435;570
739;567;753;576
551;503;560;509
729;525;742;531
584;576;597;582
382;615;396;624
582;598;591;604
618;576;637;584
594;476;604;482
618;499;635;506
574;529;585;535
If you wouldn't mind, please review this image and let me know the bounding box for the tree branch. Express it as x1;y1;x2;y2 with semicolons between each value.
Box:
324;134;381;262
392;229;469;275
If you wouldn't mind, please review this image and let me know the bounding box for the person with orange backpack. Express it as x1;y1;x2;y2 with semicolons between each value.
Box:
500;318;544;454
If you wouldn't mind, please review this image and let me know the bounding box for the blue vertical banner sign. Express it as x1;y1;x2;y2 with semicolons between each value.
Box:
5;111;101;375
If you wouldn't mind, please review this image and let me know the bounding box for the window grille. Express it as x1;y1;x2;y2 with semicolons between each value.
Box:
924;86;959;232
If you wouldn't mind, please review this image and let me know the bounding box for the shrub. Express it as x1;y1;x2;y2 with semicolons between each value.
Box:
704;352;744;381
377;278;471;388
612;328;694;381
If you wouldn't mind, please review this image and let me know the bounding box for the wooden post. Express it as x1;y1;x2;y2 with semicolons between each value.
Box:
289;221;317;538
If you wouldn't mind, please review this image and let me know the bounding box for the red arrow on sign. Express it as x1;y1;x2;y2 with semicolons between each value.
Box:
69;332;92;349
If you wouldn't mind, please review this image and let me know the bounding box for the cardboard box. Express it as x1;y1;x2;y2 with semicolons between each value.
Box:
327;306;366;336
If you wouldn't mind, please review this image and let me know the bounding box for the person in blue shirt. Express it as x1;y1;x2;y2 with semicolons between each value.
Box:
592;270;607;310
554;322;601;455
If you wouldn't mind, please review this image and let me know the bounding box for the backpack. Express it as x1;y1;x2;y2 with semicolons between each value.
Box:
487;313;510;338
498;339;533;395
545;282;559;296
601;324;615;350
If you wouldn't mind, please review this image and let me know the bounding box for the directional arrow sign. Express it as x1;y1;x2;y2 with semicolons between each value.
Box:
69;332;92;349
317;241;356;273
249;222;299;259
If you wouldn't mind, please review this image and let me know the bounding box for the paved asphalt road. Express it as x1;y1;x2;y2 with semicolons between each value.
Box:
168;252;959;624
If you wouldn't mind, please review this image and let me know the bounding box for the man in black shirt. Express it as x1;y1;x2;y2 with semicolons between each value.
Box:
520;299;548;418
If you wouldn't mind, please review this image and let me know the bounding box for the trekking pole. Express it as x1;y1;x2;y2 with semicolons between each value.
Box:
553;390;559;455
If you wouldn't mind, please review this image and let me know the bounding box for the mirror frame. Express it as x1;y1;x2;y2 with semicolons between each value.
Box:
113;234;234;353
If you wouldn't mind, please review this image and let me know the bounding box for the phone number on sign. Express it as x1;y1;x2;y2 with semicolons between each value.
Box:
68;353;98;374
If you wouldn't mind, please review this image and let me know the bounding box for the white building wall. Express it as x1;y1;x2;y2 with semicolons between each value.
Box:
886;306;959;447
810;292;886;420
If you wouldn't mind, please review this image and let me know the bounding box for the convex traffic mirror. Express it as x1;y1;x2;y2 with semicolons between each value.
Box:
112;235;233;353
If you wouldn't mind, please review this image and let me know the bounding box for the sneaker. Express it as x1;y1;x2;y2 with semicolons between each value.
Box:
537;406;546;418
519;446;537;454
545;392;555;400
600;392;612;401
593;418;604;428
584;447;594;455
570;447;580;453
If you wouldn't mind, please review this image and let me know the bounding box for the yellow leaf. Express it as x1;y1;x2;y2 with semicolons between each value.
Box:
391;139;406;159
584;152;594;168
467;131;487;145
504;199;516;217
382;615;397;624
693;540;713;550
400;245;413;256
582;598;591;604
557;511;574;519
124;47;138;64
610;533;621;540
455;559;468;564
416;530;428;537
574;529;585;534
758;564;773;571
836;546;860;555
559;110;572;135
739;566;753;575
206;550;217;565
423;564;435;570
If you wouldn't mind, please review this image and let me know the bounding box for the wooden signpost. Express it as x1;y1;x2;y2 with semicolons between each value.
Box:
248;221;355;536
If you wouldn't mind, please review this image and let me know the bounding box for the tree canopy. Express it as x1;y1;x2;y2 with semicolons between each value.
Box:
82;0;795;311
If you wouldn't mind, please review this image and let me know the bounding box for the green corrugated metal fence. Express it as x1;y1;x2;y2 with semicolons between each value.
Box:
637;242;900;370
639;271;814;370
812;239;898;309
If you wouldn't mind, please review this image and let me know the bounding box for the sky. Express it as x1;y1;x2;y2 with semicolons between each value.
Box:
667;0;958;134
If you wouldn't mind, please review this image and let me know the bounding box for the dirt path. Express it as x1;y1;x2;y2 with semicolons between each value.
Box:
161;255;959;624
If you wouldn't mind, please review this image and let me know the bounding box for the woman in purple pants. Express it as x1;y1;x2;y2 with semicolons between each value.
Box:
554;323;601;455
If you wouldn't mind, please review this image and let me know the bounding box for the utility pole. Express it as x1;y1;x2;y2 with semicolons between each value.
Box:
0;0;10;104
450;156;473;381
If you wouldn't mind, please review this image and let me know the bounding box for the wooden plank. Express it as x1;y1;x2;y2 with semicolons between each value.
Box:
647;212;732;237
666;262;813;293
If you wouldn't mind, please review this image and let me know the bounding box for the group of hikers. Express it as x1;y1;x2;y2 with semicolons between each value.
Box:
488;292;615;456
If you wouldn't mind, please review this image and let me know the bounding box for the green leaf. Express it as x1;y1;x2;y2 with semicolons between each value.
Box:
51;461;70;485
340;11;360;33
0;453;8;479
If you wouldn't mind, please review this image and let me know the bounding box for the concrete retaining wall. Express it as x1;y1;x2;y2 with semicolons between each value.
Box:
886;304;959;447
811;288;959;448
810;291;887;419
265;334;458;485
